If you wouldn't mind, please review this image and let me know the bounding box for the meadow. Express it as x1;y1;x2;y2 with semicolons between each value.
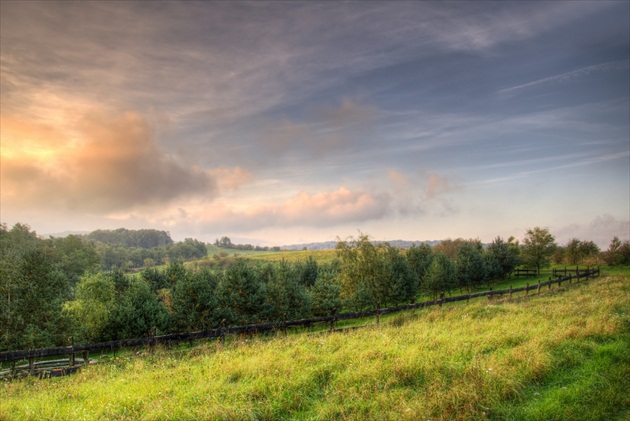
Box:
1;267;628;420
203;245;338;264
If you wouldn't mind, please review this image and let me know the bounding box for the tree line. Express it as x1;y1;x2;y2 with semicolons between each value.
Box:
1;223;628;352
214;236;281;252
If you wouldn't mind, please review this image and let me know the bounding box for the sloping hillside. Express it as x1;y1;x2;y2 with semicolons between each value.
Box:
1;270;628;420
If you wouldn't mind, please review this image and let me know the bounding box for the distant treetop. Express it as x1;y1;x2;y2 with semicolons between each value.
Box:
85;228;174;248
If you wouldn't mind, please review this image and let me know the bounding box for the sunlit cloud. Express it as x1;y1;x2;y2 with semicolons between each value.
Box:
1;110;217;213
209;167;253;192
193;187;391;232
425;172;459;199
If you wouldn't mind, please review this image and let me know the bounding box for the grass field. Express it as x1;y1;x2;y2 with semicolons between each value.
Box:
1;268;628;420
203;246;338;264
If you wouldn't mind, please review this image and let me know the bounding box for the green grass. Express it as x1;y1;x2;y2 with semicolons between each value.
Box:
2;269;628;420
203;246;338;264
246;249;338;264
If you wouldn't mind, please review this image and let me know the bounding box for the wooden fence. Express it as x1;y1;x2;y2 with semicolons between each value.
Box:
513;268;538;277
0;267;600;374
552;266;597;278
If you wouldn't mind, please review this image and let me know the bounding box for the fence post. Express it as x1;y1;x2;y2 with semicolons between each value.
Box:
548;277;552;290
537;280;541;295
150;327;156;354
28;355;34;375
69;336;75;367
82;350;89;365
526;282;529;296
509;286;512;298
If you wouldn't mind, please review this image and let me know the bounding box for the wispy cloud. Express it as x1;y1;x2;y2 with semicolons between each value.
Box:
475;151;630;185
498;60;630;95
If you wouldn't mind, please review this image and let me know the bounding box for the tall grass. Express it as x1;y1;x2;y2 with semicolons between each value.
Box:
1;270;628;420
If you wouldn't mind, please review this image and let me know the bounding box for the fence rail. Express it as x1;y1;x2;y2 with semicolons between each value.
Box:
0;267;600;367
513;268;538;277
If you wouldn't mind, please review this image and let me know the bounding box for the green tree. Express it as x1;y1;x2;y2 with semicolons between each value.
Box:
336;234;389;316
216;260;267;325
578;240;600;264
423;252;456;300
64;273;116;342
215;236;233;248
311;264;342;317
383;244;418;305
48;235;101;287
563;238;599;265
108;278;169;339
164;260;187;289
0;224;74;350
168;238;208;261
603;237;630;266
455;242;486;292
484;236;520;281
434;238;468;260
266;260;312;324
564;238;582;265
521;227;556;274
141;266;169;292
171;268;218;332
298;256;319;288
406;244;434;291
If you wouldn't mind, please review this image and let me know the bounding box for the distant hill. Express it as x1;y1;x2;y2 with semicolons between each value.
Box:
44;230;90;238
281;239;440;250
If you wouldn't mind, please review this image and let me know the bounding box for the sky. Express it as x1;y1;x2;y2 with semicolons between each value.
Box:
1;1;629;248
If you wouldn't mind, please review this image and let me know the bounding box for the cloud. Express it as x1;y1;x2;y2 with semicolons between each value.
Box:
282;188;389;225
312;98;377;128
497;60;630;95
384;169;461;218
554;214;630;248
1;110;217;213
255;98;379;164
209;167;253;192
425;172;458;199
194;187;391;232
387;170;412;187
387;169;459;199
4;1;608;134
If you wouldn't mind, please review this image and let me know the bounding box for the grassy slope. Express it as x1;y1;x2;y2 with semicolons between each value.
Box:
1;270;628;421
